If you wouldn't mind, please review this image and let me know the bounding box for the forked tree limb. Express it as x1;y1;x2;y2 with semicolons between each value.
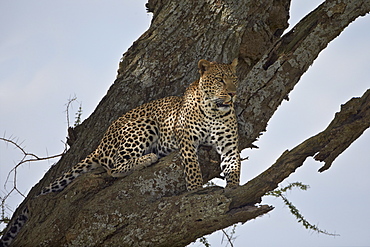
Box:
236;0;370;150
227;89;370;209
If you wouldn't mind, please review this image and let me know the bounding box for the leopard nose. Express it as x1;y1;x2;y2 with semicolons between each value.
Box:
228;92;236;97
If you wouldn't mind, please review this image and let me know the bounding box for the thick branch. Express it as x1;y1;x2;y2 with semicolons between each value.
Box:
13;153;273;246
315;89;370;172
237;0;370;150
228;89;370;208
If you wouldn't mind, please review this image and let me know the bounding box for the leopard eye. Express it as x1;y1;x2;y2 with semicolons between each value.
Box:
217;77;225;84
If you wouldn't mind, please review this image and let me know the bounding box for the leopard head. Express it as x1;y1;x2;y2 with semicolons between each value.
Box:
198;58;238;111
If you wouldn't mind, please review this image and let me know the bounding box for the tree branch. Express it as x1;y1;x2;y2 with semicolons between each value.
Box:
12;152;273;246
227;89;370;208
0;137;67;202
314;90;370;172
236;0;370;150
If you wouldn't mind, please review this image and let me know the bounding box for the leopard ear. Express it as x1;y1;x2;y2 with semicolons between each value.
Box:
198;59;211;75
230;58;238;72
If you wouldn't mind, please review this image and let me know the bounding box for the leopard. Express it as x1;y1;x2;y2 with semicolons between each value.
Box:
38;58;241;195
0;58;241;246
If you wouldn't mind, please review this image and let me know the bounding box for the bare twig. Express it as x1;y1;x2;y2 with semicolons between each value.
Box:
0;136;67;216
1;96;81;219
221;224;237;247
65;95;78;128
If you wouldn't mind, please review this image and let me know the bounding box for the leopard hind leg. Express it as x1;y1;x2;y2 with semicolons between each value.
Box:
105;118;160;178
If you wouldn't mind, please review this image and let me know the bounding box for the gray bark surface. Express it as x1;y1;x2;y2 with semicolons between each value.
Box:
7;0;370;246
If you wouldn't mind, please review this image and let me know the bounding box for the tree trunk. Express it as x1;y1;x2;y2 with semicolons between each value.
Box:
8;0;370;246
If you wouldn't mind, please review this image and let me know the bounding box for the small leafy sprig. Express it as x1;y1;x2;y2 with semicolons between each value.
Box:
74;104;83;127
266;182;339;236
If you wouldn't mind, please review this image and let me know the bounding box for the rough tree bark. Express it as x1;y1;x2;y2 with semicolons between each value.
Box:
6;0;369;246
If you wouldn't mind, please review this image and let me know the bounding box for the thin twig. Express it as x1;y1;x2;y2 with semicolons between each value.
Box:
65;95;78;128
0;136;67;216
221;225;236;247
